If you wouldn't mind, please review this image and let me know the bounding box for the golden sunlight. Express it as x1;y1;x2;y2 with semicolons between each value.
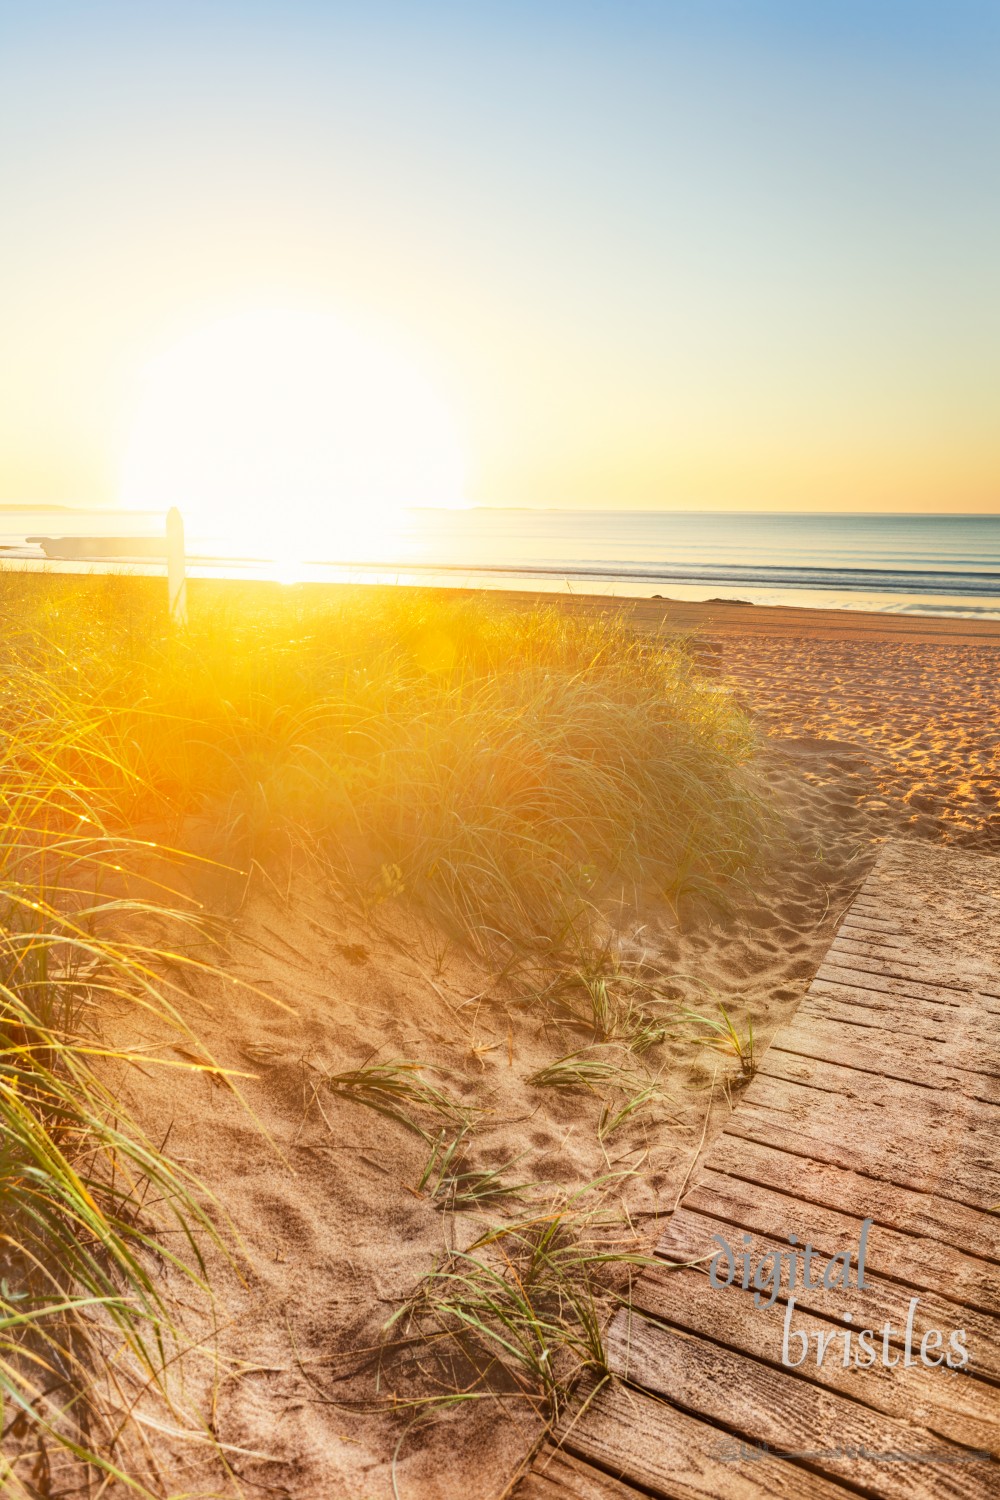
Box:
119;309;465;560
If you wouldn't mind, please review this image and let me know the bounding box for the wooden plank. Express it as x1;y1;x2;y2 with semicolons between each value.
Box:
604;1315;997;1500
621;1269;999;1456
856;858;999;897
557;1378;857;1500
841;901;914;919
824;940;1000;1005
656;1208;1000;1383
680;1169;1000;1316
808;974;996;1022
836;917;957;944
514;1446;655;1500
746;1056;1000;1128
814;960;986;1009
833;933;1000;981
846;898;999;923
840;914;912;935
828;937;1000;1000
800;986;998;1052
774;1015;1000;1095
816;960;1000;1015
852;880;1000;911
698;1136;1000;1266
765;1037;1000;1107
845;904;951;927
723;1103;998;1215
836;928;947;954
725;1079;1000;1210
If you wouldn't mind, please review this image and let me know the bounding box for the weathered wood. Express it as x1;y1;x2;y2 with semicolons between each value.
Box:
680;1169;1000;1316
655;1208;1000;1383
814;959;980;1008
829;937;1000;1000
856;852;999;900
776;1017;1000;1095
835;929;944;956
833;938;1000;992
745;1057;1000;1135
621;1268;999;1455
514;1446;654;1500
557;1378;857;1500
604;1315;997;1500
808;974;996;1025
699;1136;1000;1266
800;987;998;1053
854;875;1000;908
817;958;1000;1014
725;1080;1000;1210
766;1036;1000;1106
840;913;911;935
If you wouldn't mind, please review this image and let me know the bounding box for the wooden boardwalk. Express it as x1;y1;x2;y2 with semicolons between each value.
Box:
516;841;1000;1500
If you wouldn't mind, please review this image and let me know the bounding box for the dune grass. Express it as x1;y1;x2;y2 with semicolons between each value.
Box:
542;961;673;1053
380;1179;655;1424
0;606;231;1492
3;574;764;958
526;1047;648;1095
416;1128;531;1212
680;1000;757;1078
321;1058;472;1141
0;570;765;1484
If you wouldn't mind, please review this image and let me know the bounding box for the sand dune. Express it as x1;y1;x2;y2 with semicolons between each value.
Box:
114;594;999;1498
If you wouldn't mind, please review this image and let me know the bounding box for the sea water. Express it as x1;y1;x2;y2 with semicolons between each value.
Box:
2;507;999;618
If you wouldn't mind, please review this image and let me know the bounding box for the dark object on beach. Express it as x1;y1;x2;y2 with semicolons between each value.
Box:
705;597;753;605
27;535;166;559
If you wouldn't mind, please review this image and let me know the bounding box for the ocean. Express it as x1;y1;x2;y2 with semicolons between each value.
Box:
2;507;999;618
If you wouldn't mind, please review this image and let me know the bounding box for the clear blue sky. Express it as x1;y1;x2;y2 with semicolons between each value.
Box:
1;1;997;510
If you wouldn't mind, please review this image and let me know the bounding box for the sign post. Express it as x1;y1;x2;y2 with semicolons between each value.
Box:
166;507;188;627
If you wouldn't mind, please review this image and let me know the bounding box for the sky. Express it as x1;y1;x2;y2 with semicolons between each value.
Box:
1;1;998;513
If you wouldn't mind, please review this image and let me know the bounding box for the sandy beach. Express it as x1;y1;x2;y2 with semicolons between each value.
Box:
89;588;997;1499
594;595;1000;852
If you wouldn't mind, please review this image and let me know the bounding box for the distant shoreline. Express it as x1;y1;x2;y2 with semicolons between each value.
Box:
3;507;1000;620
5;568;1000;645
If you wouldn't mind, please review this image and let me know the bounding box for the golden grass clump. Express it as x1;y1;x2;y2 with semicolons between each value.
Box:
5;575;763;956
0;593;223;1493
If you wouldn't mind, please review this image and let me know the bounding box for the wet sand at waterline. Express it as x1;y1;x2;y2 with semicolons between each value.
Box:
12;579;999;1498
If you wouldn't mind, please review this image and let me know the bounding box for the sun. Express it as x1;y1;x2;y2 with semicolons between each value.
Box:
119;309;465;562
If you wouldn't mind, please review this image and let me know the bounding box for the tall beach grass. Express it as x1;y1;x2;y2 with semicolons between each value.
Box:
0;599;230;1493
4;574;764;954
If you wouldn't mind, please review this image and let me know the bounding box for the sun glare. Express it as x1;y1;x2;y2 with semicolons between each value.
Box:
119;309;465;562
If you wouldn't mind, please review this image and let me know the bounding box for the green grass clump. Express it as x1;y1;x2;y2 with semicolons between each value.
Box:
417;1128;530;1211
597;1080;663;1142
544;962;673;1053
527;1046;671;1143
322;1058;471;1140
681;1001;757;1078
526;1047;648;1095
381;1182;655;1422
